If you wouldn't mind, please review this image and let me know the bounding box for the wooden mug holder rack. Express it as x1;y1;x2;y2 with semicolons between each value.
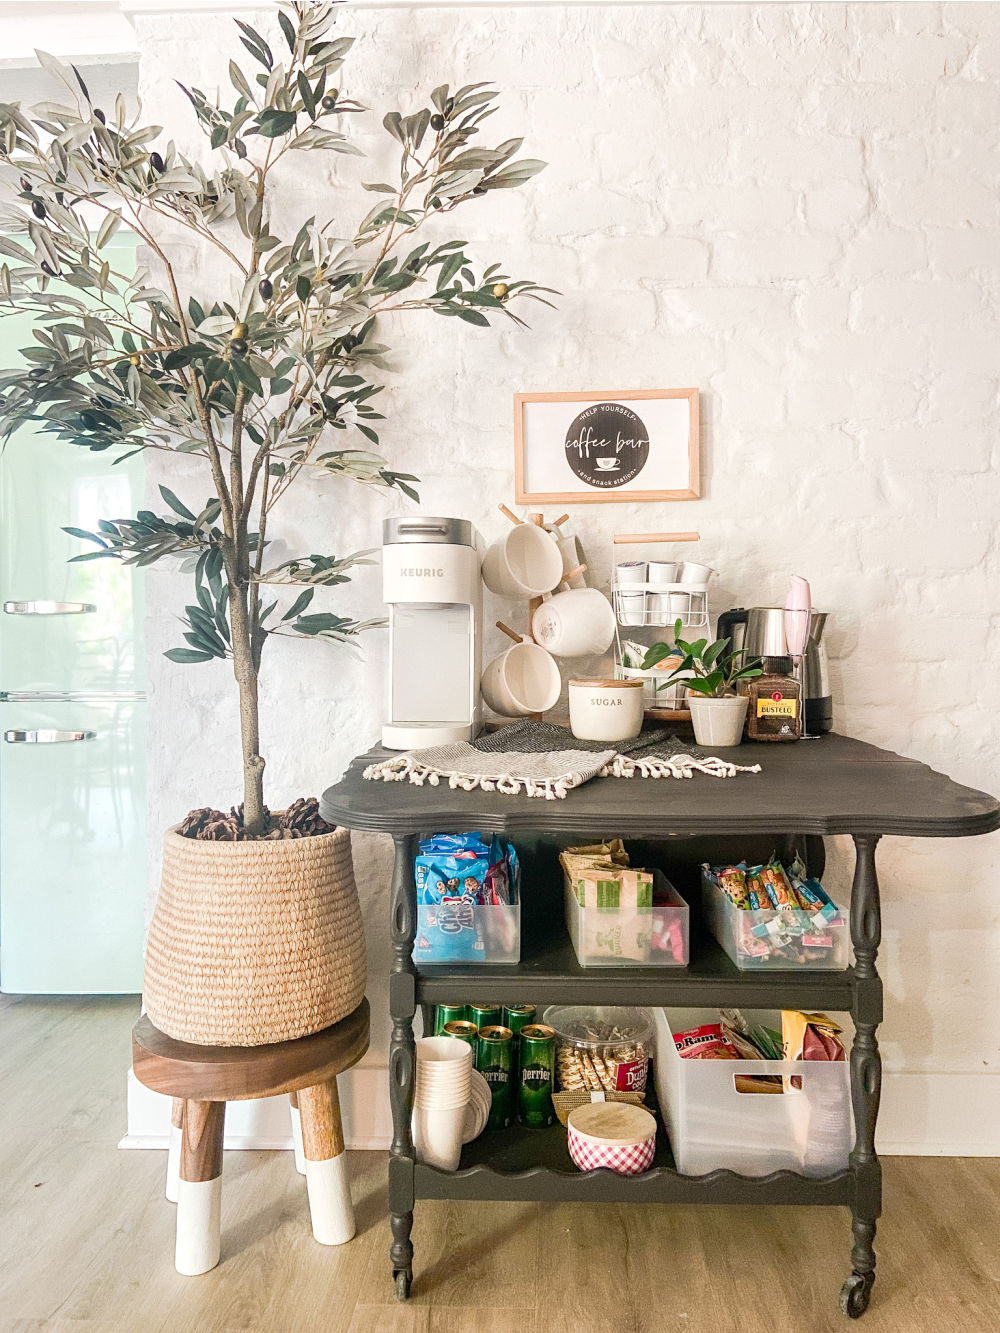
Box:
493;503;587;723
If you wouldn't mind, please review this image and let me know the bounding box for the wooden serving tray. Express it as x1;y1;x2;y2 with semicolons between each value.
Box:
644;707;693;723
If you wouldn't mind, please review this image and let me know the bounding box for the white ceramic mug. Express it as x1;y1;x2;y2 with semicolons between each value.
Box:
530;588;616;658
568;678;645;742
482;524;564;598
481;638;561;716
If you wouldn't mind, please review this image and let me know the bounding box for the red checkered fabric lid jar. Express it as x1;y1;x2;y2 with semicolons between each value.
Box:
567;1101;657;1175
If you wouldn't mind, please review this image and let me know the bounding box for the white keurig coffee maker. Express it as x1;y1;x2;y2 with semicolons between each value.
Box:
381;516;482;749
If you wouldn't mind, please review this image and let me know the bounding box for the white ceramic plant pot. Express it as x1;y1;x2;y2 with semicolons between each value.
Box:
687;694;749;748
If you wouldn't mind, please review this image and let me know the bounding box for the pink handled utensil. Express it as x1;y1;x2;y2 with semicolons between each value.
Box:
784;576;817;739
784;575;811;661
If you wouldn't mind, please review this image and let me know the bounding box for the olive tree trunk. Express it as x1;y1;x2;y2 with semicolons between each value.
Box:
227;574;266;835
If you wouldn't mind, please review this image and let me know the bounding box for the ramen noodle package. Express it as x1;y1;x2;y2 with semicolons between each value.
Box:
672;1023;741;1060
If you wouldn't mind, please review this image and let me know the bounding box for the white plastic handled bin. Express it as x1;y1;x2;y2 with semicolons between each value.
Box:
653;1008;853;1177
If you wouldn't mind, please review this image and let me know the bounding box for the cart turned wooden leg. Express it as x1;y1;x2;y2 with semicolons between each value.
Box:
842;832;882;1319
298;1078;355;1245
388;833;418;1300
175;1099;225;1276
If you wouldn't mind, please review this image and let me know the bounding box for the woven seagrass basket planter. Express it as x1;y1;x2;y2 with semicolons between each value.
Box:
143;822;366;1047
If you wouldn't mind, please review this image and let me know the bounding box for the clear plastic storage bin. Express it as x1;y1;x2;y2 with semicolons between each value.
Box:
413;902;520;966
701;868;849;971
564;868;688;966
653;1008;853;1177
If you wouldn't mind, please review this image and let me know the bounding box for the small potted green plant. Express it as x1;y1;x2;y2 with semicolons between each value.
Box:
642;620;763;746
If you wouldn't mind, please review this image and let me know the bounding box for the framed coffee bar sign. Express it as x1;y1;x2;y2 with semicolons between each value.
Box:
514;388;700;504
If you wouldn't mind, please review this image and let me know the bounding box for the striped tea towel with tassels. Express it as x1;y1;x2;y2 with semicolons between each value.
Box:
362;720;761;800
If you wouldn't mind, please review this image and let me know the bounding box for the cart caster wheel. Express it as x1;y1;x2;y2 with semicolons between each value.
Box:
395;1269;412;1302
840;1272;874;1318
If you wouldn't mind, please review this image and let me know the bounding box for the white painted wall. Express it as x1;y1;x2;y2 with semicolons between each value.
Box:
130;2;999;1152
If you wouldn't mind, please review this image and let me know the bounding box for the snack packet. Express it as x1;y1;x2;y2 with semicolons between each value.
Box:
564;839;629;866
673;1023;741;1060
782;1011;846;1063
746;866;771;912
717;864;751;909
761;860;799;914
782;1010;845;1092
787;849;808;887
792;877;840;923
565;860;655;963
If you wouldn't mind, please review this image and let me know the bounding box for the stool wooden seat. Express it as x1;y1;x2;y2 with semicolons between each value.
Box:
132;998;369;1275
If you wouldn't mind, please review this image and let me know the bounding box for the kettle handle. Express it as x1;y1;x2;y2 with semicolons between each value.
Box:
715;607;748;648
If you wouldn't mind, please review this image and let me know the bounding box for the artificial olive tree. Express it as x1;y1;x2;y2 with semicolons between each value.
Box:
0;0;550;833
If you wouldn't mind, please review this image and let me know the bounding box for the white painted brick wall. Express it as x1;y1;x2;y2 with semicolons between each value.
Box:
134;3;1000;1146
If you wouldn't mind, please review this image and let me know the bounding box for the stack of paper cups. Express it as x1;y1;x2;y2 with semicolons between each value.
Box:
411;1036;474;1172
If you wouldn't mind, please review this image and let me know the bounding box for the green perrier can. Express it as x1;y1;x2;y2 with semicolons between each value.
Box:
517;1024;556;1128
468;1003;502;1030
501;1004;537;1038
441;1020;479;1048
476;1025;513;1130
433;1004;468;1034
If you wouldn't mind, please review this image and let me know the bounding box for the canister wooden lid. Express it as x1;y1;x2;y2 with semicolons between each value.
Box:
567;1101;657;1144
568;678;644;689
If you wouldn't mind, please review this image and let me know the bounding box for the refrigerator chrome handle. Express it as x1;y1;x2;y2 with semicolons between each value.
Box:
3;600;97;615
4;729;97;744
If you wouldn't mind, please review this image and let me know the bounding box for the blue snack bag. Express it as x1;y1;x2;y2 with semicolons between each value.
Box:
413;832;519;962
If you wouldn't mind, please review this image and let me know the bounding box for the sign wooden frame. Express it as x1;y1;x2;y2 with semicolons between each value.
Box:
513;388;700;505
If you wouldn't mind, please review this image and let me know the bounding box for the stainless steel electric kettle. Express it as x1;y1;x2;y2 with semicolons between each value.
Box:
716;606;832;734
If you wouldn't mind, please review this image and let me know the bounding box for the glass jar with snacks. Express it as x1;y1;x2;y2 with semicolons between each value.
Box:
542;1005;653;1094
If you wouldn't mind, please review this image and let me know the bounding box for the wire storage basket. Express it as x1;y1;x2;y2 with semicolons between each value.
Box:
611;532;713;719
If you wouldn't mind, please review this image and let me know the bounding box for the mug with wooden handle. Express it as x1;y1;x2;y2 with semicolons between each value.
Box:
530;588;616;659
481;638;561;716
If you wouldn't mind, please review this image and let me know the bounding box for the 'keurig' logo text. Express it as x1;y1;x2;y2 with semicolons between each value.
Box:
401;567;445;577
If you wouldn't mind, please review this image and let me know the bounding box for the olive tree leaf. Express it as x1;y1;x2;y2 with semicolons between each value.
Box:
164;647;214;664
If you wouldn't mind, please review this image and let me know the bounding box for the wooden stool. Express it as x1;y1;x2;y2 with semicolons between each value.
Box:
132;998;369;1275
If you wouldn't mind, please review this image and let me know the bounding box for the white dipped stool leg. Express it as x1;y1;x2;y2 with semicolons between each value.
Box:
175;1099;225;1275
166;1098;183;1203
175;1177;222;1275
298;1079;355;1245
289;1091;306;1175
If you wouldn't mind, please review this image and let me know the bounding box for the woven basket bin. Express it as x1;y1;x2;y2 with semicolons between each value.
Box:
142;822;367;1047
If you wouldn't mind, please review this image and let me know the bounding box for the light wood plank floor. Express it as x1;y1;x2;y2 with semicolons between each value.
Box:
2;993;998;1332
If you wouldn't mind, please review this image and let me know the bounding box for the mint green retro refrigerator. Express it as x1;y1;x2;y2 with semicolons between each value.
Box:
0;237;147;993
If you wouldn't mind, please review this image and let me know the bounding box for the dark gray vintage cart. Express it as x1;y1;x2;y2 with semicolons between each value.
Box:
320;733;999;1318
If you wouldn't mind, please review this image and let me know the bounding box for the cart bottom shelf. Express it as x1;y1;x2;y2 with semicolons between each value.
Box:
411;1115;854;1206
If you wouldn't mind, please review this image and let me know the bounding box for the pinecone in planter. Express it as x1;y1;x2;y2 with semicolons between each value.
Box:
179;796;335;840
279;796;335;838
